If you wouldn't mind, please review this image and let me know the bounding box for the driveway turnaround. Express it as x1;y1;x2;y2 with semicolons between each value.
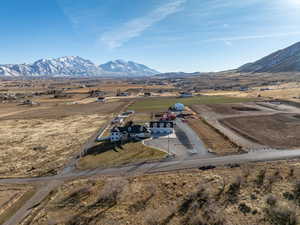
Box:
144;118;212;160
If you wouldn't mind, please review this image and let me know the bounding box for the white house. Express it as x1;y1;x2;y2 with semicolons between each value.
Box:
111;117;124;125
110;129;126;142
180;92;193;98
110;123;151;142
149;121;174;135
96;97;106;102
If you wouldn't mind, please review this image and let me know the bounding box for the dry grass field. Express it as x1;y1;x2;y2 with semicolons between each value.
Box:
246;82;300;100
0;114;106;177
0;101;125;178
22;160;300;225
205;103;260;115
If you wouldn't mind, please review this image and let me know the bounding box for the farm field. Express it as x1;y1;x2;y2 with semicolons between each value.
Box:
205;103;261;115
77;142;167;170
23;160;300;225
0;102;123;120
128;96;257;112
65;83;174;94
221;114;300;149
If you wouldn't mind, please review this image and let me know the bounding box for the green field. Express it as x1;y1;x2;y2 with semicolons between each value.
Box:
128;96;257;112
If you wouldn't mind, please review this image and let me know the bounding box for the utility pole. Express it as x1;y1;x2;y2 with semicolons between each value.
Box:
168;133;170;155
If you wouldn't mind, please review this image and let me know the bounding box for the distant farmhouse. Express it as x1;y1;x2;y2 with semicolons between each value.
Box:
179;92;193;98
89;90;106;97
116;89;130;97
111;110;135;125
96;96;106;102
117;92;129;97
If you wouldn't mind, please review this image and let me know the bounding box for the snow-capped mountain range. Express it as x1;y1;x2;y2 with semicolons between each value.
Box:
0;57;159;77
238;41;300;73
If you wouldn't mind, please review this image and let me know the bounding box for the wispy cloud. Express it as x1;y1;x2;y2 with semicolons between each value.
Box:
100;0;187;49
206;31;300;43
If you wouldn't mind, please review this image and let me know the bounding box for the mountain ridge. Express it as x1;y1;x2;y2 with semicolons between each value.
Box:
0;56;159;77
238;41;300;73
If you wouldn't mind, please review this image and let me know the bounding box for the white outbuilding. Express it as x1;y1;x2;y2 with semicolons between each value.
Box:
171;103;185;112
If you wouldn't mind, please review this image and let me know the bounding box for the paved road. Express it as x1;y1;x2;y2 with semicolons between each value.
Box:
2;148;300;184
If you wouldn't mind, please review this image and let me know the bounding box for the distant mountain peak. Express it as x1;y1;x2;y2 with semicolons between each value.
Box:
114;59;127;64
238;41;300;73
99;59;159;76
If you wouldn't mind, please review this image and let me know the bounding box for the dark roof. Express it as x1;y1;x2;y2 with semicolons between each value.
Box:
111;124;147;134
149;121;174;128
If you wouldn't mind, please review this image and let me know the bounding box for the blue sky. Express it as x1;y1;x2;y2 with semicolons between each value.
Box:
1;0;300;72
